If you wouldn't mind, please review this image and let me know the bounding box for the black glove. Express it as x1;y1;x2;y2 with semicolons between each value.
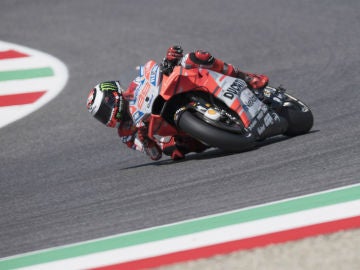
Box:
160;59;175;75
160;45;183;75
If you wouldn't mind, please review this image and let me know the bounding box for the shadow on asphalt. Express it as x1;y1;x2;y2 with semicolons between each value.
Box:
120;130;319;170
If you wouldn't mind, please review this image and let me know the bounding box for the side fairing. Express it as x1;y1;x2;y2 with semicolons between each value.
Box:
128;61;161;124
208;70;274;137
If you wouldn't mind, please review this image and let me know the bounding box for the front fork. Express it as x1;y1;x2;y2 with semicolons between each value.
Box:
253;86;289;139
258;85;287;110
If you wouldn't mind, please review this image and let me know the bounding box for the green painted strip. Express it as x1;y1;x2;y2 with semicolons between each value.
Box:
1;184;359;269
0;67;53;81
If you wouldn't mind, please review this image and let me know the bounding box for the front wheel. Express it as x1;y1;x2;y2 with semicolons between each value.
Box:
176;110;256;152
279;95;314;136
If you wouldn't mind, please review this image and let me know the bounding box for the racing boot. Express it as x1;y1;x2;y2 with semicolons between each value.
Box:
236;69;269;90
162;136;207;160
236;69;271;103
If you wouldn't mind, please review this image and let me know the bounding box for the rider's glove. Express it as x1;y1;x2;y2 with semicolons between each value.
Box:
161;45;184;76
166;45;183;63
246;73;269;90
137;126;162;160
160;59;174;75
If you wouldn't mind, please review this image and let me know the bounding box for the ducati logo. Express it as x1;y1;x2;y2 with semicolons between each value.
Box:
223;79;246;100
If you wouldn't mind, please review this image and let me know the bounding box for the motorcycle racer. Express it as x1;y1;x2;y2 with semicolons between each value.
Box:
86;80;206;161
86;46;269;161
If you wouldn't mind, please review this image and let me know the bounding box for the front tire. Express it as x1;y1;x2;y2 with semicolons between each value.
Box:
176;110;256;152
279;98;314;136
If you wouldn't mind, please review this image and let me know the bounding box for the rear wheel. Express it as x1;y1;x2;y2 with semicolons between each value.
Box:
176;110;256;152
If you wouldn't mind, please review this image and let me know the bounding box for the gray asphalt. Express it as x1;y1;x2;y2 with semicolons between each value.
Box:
1;0;360;258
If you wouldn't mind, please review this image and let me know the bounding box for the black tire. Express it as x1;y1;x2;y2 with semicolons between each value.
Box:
176;110;256;152
280;100;314;136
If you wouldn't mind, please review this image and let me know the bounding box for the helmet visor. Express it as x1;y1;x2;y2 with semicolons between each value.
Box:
94;91;120;126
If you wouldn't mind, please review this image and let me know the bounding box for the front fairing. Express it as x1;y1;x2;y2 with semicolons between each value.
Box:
127;60;162;125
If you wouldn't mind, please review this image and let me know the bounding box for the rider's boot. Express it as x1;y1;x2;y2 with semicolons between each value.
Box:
162;136;207;160
235;69;269;90
161;137;185;160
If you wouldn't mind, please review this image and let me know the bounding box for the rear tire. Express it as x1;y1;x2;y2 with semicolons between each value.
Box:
176;110;256;152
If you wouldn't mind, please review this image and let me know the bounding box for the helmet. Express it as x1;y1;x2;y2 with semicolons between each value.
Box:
86;81;124;128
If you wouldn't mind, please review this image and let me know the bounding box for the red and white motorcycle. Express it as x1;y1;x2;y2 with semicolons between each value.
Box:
128;60;313;153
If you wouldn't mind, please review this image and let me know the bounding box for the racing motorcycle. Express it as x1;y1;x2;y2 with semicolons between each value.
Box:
129;60;313;153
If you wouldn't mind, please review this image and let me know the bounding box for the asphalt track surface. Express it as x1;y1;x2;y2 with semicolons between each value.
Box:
1;0;360;259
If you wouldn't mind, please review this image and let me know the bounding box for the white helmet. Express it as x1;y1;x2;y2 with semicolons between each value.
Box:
86;81;125;128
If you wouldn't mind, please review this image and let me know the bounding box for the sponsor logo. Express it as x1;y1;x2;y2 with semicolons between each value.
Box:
99;82;118;91
264;113;274;127
257;124;266;135
244;94;258;108
256;110;264;121
137;83;150;109
223;79;247;100
248;119;258;130
270;111;281;122
133;110;144;123
150;65;159;86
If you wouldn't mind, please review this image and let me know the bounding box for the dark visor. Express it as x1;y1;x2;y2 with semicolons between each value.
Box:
94;92;118;125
